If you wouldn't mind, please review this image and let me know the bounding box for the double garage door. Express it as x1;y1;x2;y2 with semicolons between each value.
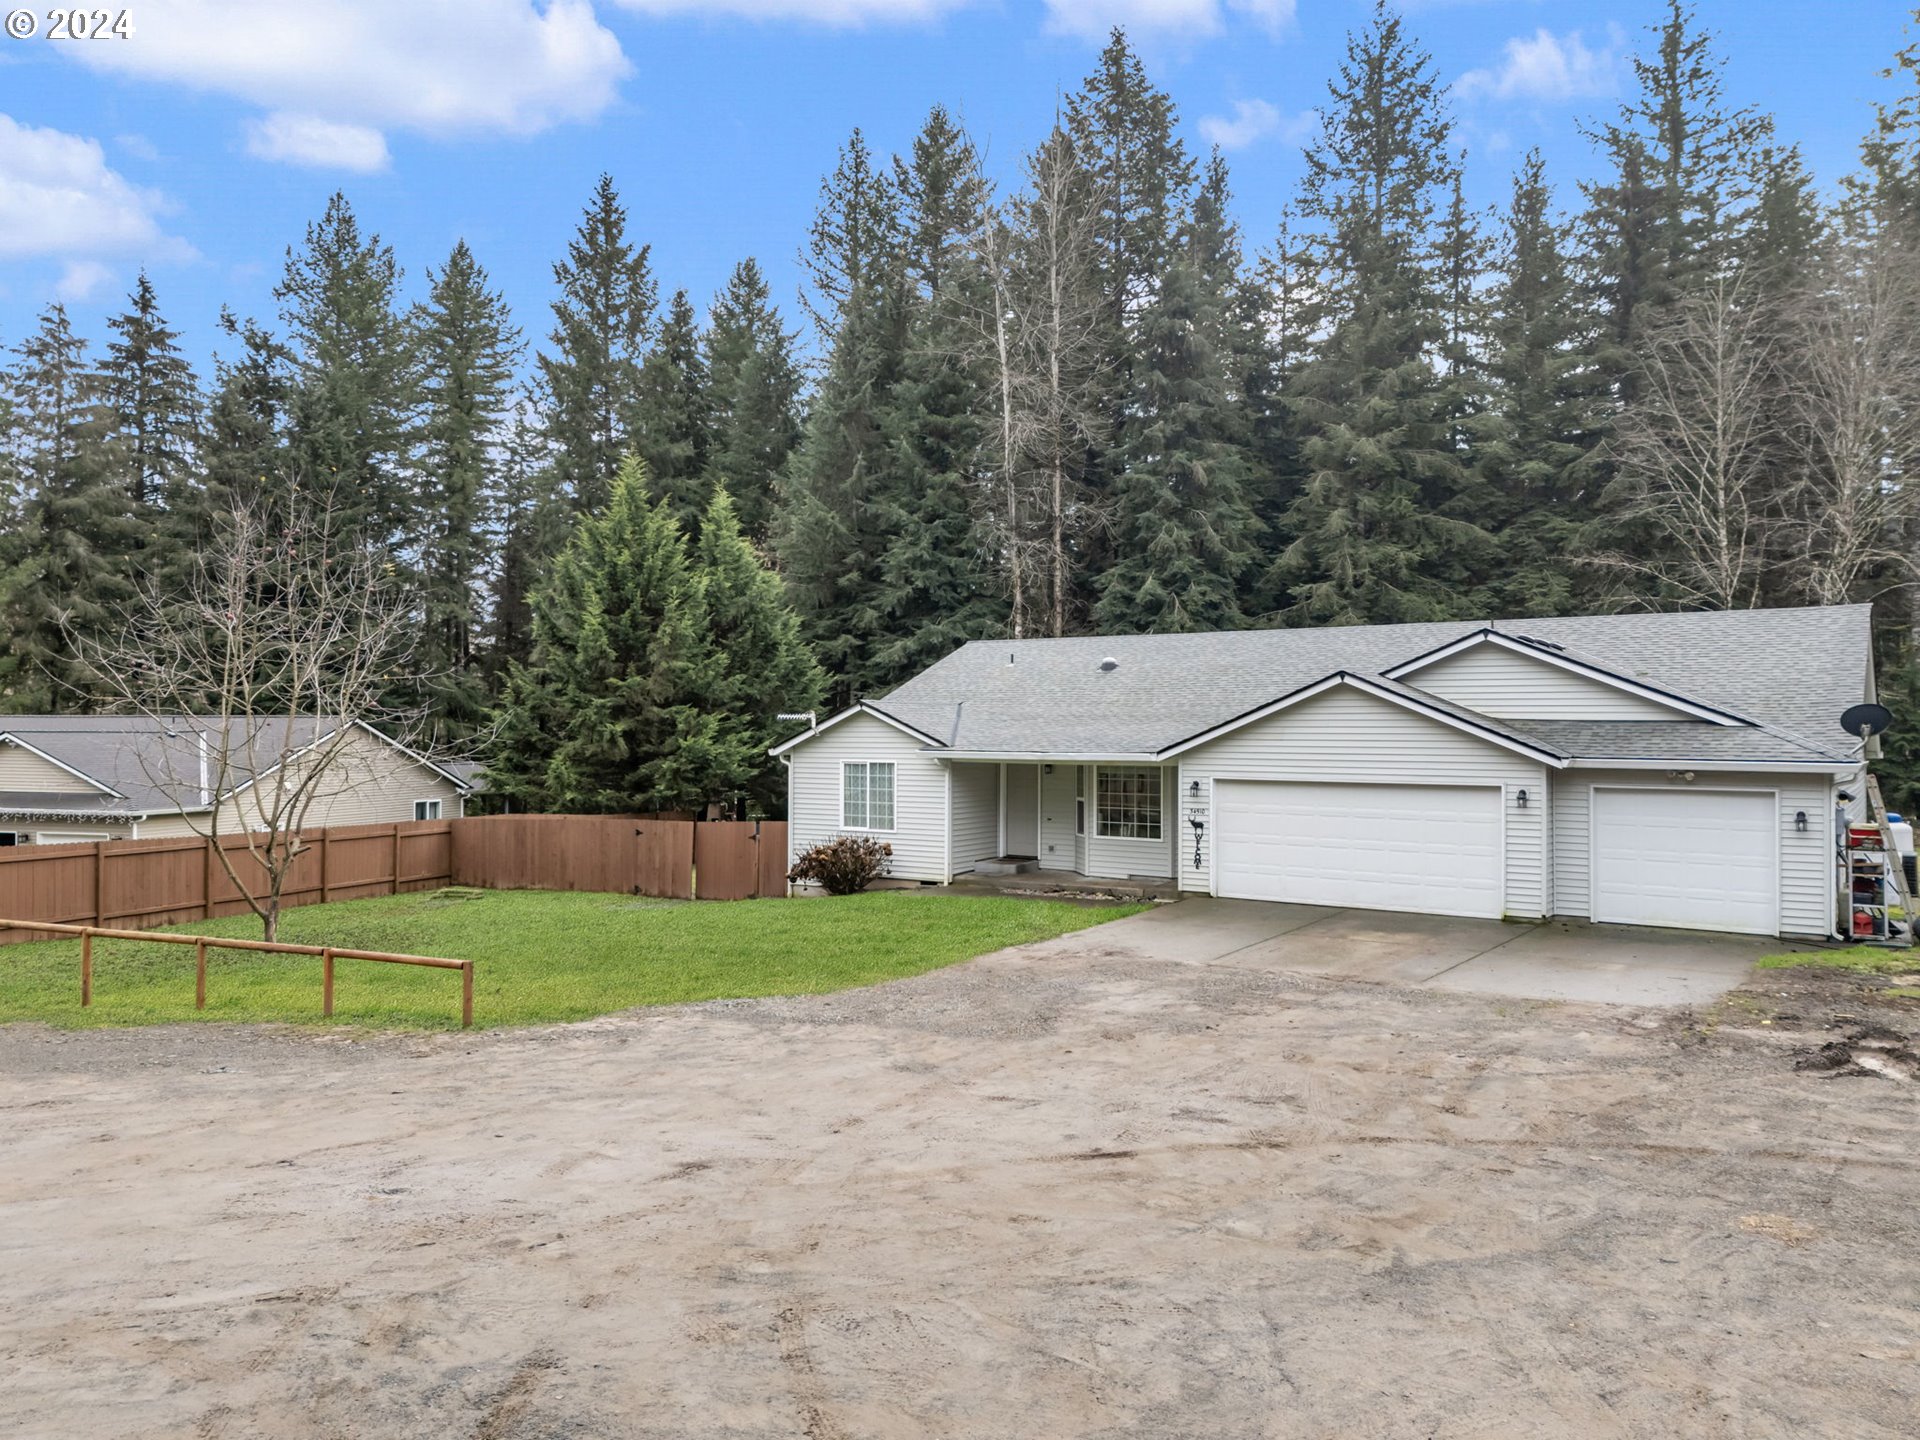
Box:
1214;781;1506;919
1213;780;1781;935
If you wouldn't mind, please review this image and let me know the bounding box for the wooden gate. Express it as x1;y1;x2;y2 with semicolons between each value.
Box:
693;820;788;900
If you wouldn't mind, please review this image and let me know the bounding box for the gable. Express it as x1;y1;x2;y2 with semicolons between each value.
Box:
1399;644;1707;722
0;738;105;794
1178;683;1549;774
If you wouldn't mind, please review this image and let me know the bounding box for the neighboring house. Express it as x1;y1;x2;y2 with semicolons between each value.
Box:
0;716;470;845
775;605;1880;940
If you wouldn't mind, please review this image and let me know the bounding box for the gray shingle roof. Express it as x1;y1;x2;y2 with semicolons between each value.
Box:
0;716;466;815
872;605;1872;766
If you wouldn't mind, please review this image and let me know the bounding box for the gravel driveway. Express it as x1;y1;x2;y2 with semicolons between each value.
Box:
2;904;1915;1438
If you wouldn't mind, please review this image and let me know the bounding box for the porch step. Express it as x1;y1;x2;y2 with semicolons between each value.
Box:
973;856;1039;876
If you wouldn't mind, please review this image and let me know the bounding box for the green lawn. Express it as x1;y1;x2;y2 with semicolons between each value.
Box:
0;888;1146;1032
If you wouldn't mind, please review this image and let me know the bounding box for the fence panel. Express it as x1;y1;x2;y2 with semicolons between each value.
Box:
757;821;789;898
0;819;454;945
693;822;760;900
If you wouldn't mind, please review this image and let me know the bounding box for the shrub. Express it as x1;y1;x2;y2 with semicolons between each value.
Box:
787;835;893;895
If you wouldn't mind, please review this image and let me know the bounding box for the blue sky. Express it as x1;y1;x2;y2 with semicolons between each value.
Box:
0;1;1911;372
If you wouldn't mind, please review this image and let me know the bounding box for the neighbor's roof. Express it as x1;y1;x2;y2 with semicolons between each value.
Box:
865;605;1872;767
0;715;469;816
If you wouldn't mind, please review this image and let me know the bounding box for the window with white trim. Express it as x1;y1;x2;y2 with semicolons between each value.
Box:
1096;767;1161;840
414;799;442;821
841;761;896;831
1074;766;1085;836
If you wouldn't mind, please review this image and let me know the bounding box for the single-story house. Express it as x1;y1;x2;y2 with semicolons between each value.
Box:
0;716;470;845
775;605;1880;940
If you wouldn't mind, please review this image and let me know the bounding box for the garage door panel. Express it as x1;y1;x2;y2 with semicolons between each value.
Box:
1592;788;1776;934
1216;782;1503;919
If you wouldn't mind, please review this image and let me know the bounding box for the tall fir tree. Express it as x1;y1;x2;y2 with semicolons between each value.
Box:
873;106;1002;683
102;273;200;518
414;240;523;732
487;403;571;678
701;259;801;541
539;174;656;516
1855;7;1920;227
1475;150;1605;616
274;193;416;547
632;288;713;530
778;130;908;701
491;458;732;813
1094;254;1260;633
0;306;137;710
1271;2;1488;625
694;486;826;815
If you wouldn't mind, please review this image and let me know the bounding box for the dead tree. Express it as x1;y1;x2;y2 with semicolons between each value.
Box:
83;495;441;940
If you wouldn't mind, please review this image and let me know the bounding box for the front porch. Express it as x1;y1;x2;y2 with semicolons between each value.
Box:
944;759;1180;889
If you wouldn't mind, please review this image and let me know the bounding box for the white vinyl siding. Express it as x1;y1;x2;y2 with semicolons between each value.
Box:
947;762;1000;873
1404;644;1699;721
1177;686;1548;919
841;761;896;832
1083;765;1175;880
1039;763;1078;868
0;742;100;793
786;713;947;883
1551;769;1834;938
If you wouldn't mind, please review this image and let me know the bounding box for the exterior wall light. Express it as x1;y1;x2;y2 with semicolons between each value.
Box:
1795;810;1808;831
1515;788;1529;808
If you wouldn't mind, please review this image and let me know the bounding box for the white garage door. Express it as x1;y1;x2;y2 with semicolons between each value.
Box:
1591;787;1777;935
1214;781;1504;919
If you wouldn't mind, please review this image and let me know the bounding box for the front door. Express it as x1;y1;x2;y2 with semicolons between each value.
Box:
1003;763;1040;857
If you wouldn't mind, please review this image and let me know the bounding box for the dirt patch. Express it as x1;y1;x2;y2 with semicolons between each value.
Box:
3;921;1918;1438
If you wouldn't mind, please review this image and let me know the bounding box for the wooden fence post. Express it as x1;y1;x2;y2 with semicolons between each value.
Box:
93;841;106;927
195;939;207;1010
81;930;92;1007
322;948;334;1018
461;962;474;1029
320;830;332;904
391;824;402;895
203;839;216;924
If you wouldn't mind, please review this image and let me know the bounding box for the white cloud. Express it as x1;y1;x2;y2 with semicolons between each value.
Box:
1042;0;1295;40
1460;27;1620;103
615;0;975;21
1197;97;1312;150
59;1;629;167
56;260;115;302
245;113;391;172
0;113;189;264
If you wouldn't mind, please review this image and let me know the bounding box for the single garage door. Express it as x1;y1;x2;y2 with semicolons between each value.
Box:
1214;781;1504;919
1591;787;1777;935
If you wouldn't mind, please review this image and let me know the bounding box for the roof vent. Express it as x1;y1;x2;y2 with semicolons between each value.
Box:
1099;657;1119;672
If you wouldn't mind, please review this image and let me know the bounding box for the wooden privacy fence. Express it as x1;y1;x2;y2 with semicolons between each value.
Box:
0;820;454;945
1;917;475;1028
0;815;786;946
447;814;788;902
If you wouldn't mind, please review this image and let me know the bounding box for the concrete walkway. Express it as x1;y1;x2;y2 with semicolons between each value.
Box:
1101;896;1816;1006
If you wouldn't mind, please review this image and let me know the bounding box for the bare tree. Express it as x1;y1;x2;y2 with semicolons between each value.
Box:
1596;274;1783;609
967;127;1111;639
82;495;442;940
1782;228;1920;610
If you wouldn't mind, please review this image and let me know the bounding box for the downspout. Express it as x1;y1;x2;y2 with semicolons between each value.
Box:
198;731;210;808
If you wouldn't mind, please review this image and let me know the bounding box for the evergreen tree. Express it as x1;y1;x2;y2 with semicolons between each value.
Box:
1246;207;1323;603
414;240;523;731
632;288;712;529
491;458;731;813
694;486;826;815
702;259;801;541
778;131;908;700
1094;256;1260;633
1856;7;1920;227
1271;2;1488;625
0;306;136;710
275;193;416;545
1476;151;1605;616
197;309;293;526
488;404;570;678
539;174;656;516
872;105;1002;683
102;273;200;517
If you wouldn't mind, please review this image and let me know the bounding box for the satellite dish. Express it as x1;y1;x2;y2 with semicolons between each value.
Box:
1840;702;1893;738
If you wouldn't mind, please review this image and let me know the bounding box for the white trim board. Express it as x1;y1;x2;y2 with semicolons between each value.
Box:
1381;629;1748;726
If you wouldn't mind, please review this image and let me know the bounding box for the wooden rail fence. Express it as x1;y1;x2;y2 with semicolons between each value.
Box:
0;815;788;947
1;917;475;1027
